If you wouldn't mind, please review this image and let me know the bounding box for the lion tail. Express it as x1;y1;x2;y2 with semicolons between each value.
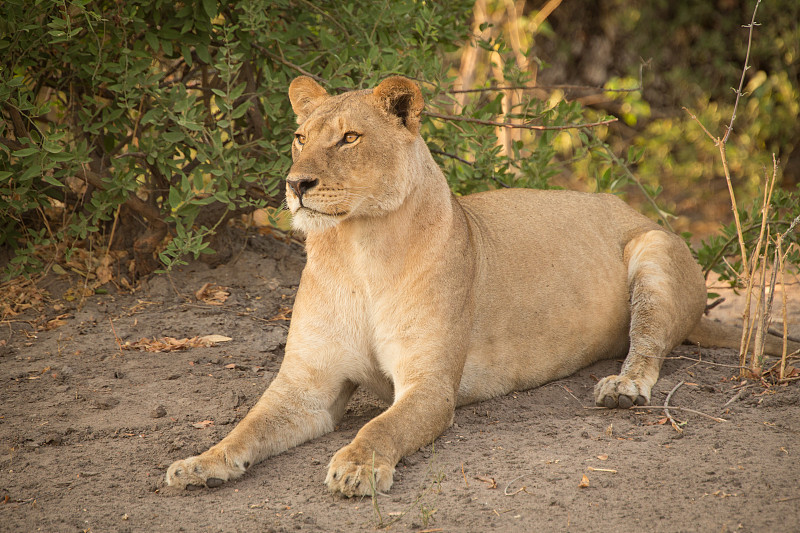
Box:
686;316;800;357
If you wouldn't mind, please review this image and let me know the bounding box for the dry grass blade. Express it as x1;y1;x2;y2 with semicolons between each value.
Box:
474;475;497;489
587;466;617;473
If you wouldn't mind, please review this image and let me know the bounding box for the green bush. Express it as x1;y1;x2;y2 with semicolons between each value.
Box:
2;0;624;280
6;0;788;289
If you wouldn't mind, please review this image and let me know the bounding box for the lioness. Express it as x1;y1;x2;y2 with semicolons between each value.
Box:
166;76;798;496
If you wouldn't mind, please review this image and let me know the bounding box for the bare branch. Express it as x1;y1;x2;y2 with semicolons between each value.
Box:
252;43;328;84
723;0;761;144
450;61;646;96
423;110;617;131
430;149;473;166
449;83;639;95
0;136;25;151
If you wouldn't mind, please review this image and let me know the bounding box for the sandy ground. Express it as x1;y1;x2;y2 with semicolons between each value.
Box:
2;233;799;532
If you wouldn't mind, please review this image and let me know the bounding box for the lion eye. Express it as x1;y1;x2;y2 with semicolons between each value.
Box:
343;132;360;144
295;134;306;146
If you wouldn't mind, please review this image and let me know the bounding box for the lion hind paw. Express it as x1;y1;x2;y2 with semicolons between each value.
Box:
594;375;650;409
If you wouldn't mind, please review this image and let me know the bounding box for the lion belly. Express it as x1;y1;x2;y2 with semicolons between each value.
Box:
454;188;659;405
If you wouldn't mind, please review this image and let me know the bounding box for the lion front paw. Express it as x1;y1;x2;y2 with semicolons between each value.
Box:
165;450;247;490
325;443;395;497
594;375;650;409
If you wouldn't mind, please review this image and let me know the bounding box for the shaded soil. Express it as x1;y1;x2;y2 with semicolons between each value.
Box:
2;234;799;532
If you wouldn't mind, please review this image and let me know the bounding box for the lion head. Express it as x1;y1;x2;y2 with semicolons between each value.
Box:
286;76;425;234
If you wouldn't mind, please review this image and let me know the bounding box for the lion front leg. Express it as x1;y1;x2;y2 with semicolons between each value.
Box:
325;379;456;497
166;372;356;490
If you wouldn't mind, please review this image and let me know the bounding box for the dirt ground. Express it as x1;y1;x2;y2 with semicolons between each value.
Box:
2;232;799;533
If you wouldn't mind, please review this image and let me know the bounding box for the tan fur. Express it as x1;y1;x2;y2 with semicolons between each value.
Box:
165;76;800;496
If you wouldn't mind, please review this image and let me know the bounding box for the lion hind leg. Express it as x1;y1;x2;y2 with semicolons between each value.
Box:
595;230;706;408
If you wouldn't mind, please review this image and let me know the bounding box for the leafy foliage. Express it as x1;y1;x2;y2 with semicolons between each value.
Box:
5;0;617;280
4;0;793;290
0;0;479;278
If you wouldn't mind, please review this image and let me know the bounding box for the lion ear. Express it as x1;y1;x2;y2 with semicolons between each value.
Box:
372;76;424;135
288;76;329;124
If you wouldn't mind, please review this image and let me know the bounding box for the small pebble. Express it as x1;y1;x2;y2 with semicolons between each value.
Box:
150;405;167;418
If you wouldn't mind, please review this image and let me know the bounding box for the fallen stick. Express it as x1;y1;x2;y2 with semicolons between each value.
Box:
723;385;750;408
584;405;727;423
664;381;685;432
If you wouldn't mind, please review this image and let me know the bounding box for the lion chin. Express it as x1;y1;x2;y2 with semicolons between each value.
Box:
289;207;343;234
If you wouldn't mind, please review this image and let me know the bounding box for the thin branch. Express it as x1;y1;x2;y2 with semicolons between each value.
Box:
779;213;800;241
0;136;25;151
723;0;761;144
658;354;743;370
702;219;797;279
585;404;727;423
491;175;512;188
449;83;641;94
627;405;727;423
251;43;328;84
423;110;618;131
430;149;473;165
723;384;749;407
705;297;725;313
294;0;351;38
79;166;165;228
683;106;748;275
504;472;535;496
590;133;675;232
451;61;647;96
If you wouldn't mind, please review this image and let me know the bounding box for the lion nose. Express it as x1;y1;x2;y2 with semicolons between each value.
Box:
286;177;319;201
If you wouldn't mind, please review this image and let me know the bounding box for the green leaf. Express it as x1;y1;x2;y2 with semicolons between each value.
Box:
162;131;185;143
12;147;38;157
42;175;64;187
229;82;247;101
202;0;217;19
47;151;76;162
196;45;212;64
181;43;193;68
42;140;63;153
168;186;181;208
231;101;251;119
144;32;159;52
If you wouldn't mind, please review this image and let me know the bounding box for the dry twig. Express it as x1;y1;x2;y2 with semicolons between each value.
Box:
663;381;685;432
504;473;534;496
723;384;750;408
423;110;617;131
585;405;727;423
